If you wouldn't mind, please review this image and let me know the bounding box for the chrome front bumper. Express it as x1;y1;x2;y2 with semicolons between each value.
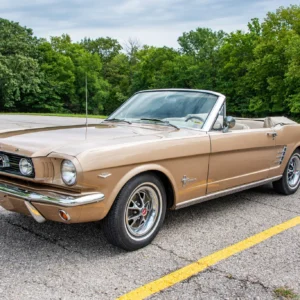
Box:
0;182;105;207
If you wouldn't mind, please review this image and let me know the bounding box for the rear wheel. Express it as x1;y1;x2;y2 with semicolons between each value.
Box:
102;173;166;251
273;150;300;195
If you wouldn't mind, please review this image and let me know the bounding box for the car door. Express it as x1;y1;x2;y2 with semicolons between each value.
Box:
207;128;277;194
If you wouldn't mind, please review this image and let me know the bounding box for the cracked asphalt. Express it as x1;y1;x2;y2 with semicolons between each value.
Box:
0;116;300;300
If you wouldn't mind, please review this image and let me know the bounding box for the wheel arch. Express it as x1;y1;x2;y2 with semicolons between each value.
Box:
105;164;178;217
287;143;300;167
278;142;300;174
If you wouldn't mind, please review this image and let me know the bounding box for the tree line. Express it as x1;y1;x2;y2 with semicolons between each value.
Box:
0;5;299;119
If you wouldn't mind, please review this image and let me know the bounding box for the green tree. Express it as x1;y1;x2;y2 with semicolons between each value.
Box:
0;18;39;57
81;37;122;78
130;46;180;91
217;19;261;115
285;33;300;114
34;41;76;112
0;19;41;111
49;34;110;114
178;28;227;89
0;54;41;110
1;5;300;119
103;53;131;114
247;5;300;117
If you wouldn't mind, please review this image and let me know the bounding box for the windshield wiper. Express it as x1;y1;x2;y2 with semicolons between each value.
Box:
139;118;179;130
104;118;132;124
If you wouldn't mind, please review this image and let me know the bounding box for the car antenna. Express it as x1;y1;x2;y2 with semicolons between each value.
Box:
85;74;88;140
85;74;88;127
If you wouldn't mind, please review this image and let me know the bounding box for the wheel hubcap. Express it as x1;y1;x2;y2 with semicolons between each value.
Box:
125;184;161;238
287;154;300;188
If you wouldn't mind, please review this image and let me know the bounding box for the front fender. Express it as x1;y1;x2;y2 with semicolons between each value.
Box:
103;163;178;218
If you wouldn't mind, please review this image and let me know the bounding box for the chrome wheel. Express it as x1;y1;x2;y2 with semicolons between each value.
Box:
287;153;300;189
125;183;162;239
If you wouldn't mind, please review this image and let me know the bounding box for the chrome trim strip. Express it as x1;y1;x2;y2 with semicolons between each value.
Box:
175;176;282;210
0;182;105;207
279;146;287;164
202;95;226;131
24;201;46;223
98;172;112;178
136;89;225;98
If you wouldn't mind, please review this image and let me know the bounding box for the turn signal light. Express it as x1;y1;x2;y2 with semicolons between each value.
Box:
59;210;71;221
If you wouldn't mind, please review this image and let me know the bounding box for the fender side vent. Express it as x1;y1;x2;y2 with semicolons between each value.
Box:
275;146;287;165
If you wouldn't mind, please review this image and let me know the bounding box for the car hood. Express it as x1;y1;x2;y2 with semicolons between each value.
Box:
0;123;194;157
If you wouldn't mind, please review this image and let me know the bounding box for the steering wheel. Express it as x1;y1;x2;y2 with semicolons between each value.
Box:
185;116;205;123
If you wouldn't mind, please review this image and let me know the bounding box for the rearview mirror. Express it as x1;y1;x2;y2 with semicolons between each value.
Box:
223;116;236;132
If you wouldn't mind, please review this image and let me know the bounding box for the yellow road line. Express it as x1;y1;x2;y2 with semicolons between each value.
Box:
118;216;300;300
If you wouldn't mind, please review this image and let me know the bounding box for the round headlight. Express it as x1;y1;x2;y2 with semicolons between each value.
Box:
19;158;33;176
61;160;77;186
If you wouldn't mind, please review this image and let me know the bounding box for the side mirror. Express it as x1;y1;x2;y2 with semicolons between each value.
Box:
223;116;236;133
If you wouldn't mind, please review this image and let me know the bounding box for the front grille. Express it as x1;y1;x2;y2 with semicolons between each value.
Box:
0;151;35;178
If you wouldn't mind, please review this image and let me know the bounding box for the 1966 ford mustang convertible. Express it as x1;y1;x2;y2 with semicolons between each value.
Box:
1;89;300;250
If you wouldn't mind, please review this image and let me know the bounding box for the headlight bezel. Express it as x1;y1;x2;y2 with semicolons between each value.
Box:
61;159;77;186
19;158;34;176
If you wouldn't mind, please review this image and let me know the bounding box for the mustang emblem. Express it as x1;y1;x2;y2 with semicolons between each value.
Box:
0;154;10;168
182;175;197;187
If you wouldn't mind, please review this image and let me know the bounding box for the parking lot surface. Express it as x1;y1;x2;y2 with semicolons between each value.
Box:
0;116;299;300
0;114;101;133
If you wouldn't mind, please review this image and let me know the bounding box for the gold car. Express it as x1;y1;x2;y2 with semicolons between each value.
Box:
1;89;300;250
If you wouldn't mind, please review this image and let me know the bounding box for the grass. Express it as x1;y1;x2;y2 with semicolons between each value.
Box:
274;287;299;299
0;112;107;119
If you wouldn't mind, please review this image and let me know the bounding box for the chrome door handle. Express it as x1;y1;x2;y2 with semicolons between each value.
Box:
267;132;277;139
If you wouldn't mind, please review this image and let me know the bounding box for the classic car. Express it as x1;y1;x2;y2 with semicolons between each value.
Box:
0;89;300;251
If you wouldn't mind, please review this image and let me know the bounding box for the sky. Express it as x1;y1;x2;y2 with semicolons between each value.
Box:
1;0;297;48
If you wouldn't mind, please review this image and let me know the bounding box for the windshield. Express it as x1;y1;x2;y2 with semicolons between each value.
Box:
107;91;218;129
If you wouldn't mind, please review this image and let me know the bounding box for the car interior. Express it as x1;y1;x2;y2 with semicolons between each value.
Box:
232;116;297;130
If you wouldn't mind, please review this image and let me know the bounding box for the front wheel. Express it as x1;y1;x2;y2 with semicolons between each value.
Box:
273;149;300;195
102;173;166;251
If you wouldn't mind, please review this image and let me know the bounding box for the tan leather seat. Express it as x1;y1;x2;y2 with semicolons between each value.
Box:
231;122;249;130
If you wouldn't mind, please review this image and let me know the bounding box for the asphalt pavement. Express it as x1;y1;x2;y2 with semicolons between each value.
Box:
0;115;299;300
0;114;102;133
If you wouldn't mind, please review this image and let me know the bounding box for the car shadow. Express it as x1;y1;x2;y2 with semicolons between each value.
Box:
164;183;278;221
